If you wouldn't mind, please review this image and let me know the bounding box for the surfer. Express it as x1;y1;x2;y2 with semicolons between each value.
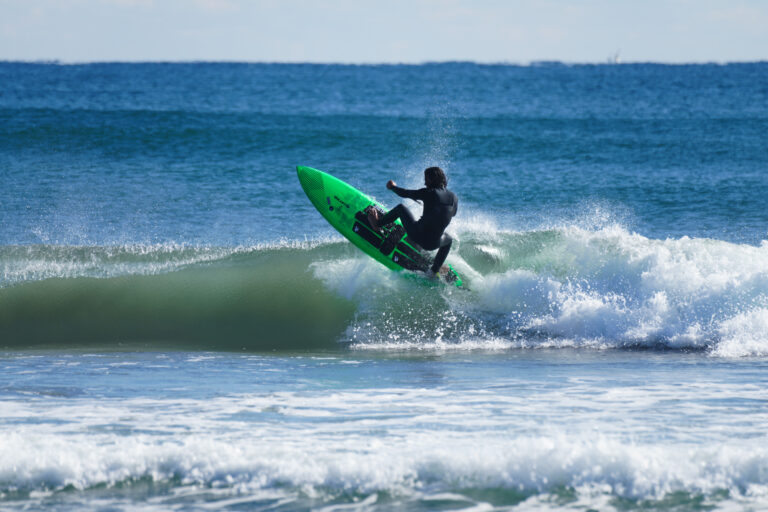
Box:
368;166;458;277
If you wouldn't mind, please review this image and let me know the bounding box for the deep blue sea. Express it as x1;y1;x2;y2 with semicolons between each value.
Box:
1;61;768;511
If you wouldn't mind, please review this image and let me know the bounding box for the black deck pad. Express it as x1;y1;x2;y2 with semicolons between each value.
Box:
352;221;383;247
392;251;427;271
354;207;435;272
379;225;405;255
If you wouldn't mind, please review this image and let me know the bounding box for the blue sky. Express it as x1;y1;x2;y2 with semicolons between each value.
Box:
1;0;766;63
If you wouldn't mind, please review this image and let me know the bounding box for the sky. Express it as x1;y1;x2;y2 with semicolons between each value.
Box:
0;0;766;64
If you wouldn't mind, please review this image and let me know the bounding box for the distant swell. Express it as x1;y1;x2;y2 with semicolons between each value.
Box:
3;225;768;355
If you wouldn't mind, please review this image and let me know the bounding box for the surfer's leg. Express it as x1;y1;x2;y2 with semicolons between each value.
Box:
430;234;452;274
379;204;417;233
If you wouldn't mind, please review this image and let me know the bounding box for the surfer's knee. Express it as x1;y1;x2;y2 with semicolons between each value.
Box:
392;204;407;215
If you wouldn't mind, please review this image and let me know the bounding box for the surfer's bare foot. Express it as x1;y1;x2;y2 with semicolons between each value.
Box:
367;208;381;231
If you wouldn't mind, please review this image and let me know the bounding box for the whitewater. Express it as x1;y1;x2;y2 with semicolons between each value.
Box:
2;349;767;511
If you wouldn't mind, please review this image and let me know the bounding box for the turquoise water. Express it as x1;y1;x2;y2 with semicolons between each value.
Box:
2;62;768;510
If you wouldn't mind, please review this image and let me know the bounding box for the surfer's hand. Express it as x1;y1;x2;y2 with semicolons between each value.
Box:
386;180;396;190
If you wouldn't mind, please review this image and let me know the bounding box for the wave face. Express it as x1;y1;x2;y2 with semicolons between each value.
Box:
0;242;355;350
3;223;768;355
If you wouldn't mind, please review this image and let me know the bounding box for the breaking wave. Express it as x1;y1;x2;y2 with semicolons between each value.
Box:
2;223;768;355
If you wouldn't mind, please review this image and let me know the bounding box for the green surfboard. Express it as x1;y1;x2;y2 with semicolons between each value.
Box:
297;166;462;287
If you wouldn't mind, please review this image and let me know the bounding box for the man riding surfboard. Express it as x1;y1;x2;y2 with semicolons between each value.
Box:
368;166;458;278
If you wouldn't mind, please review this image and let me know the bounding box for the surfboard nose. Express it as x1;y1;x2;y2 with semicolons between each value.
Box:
296;166;325;202
297;165;317;185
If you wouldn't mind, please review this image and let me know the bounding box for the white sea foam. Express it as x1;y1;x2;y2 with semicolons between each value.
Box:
351;336;516;352
715;307;768;357
3;431;767;501
310;257;403;301
496;227;768;354
1;385;767;507
311;223;768;355
462;225;768;355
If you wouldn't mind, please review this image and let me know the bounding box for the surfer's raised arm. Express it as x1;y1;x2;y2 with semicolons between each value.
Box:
387;181;428;201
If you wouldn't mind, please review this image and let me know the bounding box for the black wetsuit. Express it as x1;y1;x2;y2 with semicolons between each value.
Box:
379;185;458;273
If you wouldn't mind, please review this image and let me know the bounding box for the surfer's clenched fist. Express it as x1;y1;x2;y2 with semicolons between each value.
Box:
386;180;396;190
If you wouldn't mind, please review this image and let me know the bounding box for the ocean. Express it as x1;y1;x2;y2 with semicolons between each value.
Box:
1;61;768;511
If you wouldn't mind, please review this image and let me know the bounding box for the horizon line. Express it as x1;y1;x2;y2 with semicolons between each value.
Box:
1;58;768;67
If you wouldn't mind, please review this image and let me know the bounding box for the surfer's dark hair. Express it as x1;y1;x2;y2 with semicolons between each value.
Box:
424;167;447;188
